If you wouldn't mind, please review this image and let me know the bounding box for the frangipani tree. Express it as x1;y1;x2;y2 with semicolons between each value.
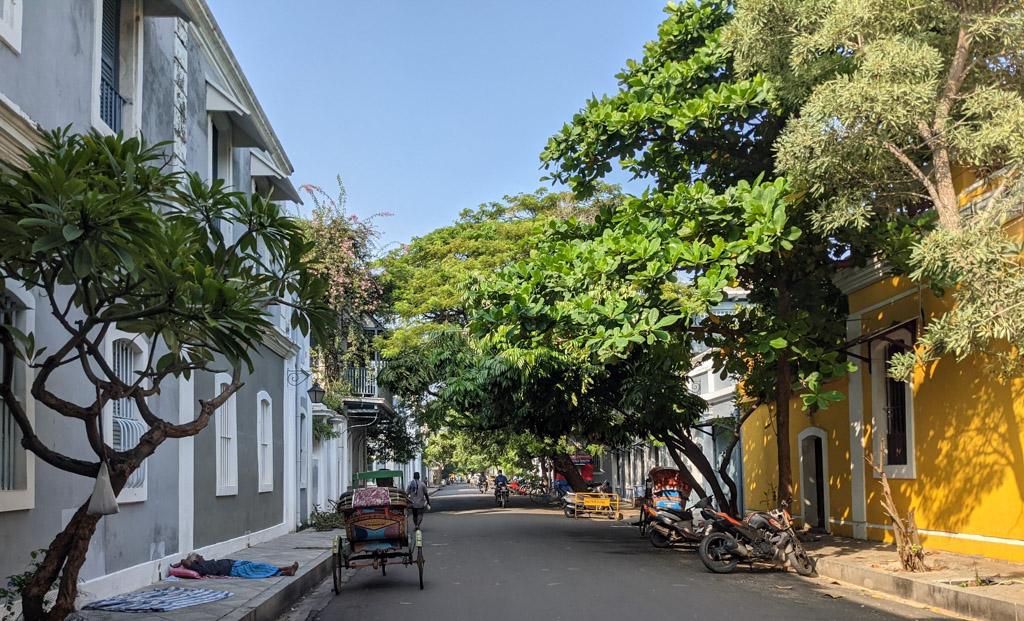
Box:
0;130;328;620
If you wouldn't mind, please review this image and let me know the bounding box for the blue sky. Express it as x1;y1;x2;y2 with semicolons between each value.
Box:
209;1;668;247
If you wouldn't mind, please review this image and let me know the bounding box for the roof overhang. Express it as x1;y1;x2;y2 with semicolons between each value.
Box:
206;80;269;151
251;149;302;203
143;0;194;20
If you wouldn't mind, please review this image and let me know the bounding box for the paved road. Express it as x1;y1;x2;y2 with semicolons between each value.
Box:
317;485;957;621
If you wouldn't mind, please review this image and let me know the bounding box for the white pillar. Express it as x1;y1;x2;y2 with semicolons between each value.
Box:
847;319;868;539
282;362;297;531
177;375;195;554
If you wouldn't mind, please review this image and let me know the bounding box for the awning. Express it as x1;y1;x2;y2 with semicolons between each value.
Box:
206;80;270;151
839;318;917;370
143;0;193;20
250;150;302;203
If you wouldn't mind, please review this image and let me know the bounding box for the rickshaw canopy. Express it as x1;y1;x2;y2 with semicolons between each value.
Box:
353;469;405;487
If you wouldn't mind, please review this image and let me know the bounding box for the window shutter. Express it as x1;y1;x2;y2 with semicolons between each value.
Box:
101;0;121;86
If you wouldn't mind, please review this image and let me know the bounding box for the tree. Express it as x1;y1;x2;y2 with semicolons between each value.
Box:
0;130;328;620
729;0;1024;377
538;0;851;506
302;179;388;389
377;188;621;484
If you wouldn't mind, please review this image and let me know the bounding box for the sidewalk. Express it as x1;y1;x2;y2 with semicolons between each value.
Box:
71;531;335;621
806;535;1024;621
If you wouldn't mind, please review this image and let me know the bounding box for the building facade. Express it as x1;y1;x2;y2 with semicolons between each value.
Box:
741;173;1024;561
0;0;309;608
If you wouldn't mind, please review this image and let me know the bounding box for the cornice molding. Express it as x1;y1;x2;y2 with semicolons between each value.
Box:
261;326;299;359
832;256;891;295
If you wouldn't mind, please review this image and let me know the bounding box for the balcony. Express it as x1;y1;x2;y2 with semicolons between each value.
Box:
100;76;126;133
344;364;382;398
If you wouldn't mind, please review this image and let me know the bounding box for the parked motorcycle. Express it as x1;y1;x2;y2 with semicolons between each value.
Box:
648;496;714;548
495;483;510;508
562;491;577;518
698;504;815;576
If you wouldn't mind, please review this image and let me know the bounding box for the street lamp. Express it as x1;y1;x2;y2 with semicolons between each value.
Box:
307;382;325;405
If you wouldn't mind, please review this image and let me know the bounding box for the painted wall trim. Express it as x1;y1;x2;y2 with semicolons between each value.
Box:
846;320;868;539
829;519;1024;547
849;287;919;319
797;427;831;532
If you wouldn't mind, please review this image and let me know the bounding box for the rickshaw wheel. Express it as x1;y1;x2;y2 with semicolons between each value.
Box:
416;547;425;589
332;552;342;595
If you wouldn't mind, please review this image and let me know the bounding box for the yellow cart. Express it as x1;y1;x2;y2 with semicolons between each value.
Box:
570;492;624;520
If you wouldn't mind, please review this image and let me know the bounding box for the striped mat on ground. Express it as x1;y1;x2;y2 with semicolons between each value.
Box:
82;587;232;612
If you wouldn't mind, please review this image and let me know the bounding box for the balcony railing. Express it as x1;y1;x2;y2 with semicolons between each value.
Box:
344;364;382;398
100;76;126;133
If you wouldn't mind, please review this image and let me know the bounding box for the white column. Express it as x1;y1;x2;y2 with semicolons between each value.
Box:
282;362;297;531
177;375;195;554
846;318;868;539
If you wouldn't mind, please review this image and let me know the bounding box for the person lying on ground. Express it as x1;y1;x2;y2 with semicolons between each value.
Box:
180;553;298;578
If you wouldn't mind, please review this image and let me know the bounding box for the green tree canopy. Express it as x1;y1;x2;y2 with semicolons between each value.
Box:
528;0;852;506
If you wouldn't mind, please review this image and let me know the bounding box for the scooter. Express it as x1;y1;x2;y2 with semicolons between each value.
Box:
648;496;714;548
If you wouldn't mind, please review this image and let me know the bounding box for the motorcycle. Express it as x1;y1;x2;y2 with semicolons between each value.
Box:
494;482;510;508
698;504;815;576
561;491;577;517
648;496;714;549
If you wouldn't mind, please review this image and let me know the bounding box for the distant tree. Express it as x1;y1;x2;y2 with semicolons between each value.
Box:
0;130;328;620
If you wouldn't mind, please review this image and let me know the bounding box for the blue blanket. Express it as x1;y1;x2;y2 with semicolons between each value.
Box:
229;560;281;579
83;587;232;612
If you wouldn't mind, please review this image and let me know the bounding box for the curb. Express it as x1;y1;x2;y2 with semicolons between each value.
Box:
221;550;334;621
814;556;1022;621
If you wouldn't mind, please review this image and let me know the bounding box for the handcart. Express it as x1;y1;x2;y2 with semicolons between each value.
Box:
332;469;425;593
565;491;624;520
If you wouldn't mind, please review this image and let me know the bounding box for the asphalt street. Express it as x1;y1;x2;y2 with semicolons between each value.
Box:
317;485;958;621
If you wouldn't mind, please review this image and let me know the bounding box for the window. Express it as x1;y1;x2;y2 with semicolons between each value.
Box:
0;0;23;54
214;373;238;496
257;391;273;493
93;0;142;135
0;299;23;492
0;286;33;512
110;339;147;495
870;329;916;478
99;332;148;502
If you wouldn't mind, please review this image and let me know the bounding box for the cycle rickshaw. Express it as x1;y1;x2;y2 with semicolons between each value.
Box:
331;469;425;593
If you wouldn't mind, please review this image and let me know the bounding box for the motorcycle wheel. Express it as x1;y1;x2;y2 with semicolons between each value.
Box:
698;532;739;574
788;548;815;576
563;505;575;518
649;529;672;549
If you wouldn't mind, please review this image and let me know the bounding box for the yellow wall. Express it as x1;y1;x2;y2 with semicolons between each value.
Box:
743;216;1024;562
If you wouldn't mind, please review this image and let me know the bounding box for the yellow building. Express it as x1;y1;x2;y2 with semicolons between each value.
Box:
742;175;1024;562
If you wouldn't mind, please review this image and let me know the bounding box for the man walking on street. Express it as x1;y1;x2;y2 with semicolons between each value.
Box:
407;472;430;529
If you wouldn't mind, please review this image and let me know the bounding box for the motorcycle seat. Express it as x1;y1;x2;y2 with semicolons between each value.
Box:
659;508;693;521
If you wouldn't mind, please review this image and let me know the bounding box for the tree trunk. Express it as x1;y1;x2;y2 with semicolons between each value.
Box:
716;409;754;518
671;432;733;514
21;462;133;620
551;453;588;492
662;440;709;500
775;359;794;509
22;501;102;620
